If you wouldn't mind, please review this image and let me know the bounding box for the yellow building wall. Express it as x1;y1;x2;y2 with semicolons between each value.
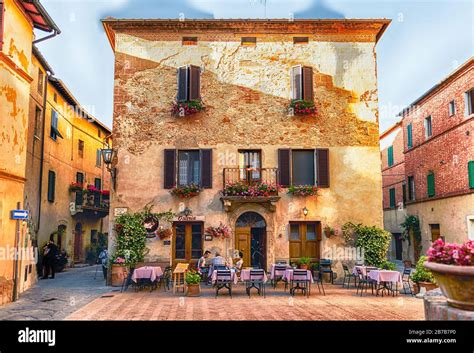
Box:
0;0;35;304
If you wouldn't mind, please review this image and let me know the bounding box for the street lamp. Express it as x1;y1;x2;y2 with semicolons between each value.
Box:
101;148;117;190
302;207;309;217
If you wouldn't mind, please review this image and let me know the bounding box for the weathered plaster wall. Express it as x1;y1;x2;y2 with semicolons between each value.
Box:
110;28;384;274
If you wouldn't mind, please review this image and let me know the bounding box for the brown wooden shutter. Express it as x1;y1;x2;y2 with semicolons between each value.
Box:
316;149;329;188
0;1;4;51
291;66;302;100
177;66;188;101
200;149;212;189
302;66;314;102
189;65;201;100
164;149;176;189
278;149;291;187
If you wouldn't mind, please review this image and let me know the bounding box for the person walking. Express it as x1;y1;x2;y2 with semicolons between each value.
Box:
98;247;109;280
42;239;58;279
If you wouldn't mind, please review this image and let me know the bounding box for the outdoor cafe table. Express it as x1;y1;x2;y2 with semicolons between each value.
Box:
368;270;402;295
269;264;291;280
131;266;163;283
210;269;239;285
240;269;268;283
283;269;314;283
352;265;379;277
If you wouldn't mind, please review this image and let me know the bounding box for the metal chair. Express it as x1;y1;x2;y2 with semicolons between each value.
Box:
319;259;335;284
290;269;310;297
120;267;135;293
402;268;414;296
215;270;233;298
313;270;325;296
355;267;376;296
245;269;266;298
158;266;172;291
272;264;288;289
342;264;358;288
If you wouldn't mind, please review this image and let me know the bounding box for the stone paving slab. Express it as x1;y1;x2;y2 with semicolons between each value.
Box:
66;285;424;321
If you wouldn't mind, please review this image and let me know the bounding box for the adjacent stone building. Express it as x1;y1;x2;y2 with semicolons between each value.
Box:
102;19;390;274
381;58;474;263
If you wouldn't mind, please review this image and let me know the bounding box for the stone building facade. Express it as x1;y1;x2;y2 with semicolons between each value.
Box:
382;58;474;263
103;19;390;275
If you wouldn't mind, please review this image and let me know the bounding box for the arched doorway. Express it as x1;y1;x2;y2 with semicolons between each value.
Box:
235;212;266;269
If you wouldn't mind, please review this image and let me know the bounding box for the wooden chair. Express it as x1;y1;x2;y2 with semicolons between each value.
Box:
173;263;189;294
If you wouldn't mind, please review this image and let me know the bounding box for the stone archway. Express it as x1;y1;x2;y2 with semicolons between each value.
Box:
228;204;275;270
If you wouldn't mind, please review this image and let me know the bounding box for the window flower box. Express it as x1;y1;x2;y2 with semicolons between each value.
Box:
172;100;205;116
289;99;317;116
287;185;318;197
205;223;232;239
69;182;84;192
222;182;279;197
170;184;202;199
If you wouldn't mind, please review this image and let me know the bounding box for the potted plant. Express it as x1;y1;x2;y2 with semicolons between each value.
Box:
289;99;317;116
424;239;474;310
204;223;232;239
172;100;205;116
323;225;335;238
381;261;397;271
69;182;84;192
287;185;318;197
110;257;127;287
411;255;437;294
222;182;279;197
298;257;311;270
157;227;173;240
170;184;202;199
185;269;201;296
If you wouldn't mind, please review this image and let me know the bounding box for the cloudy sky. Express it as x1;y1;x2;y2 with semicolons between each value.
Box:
37;0;473;131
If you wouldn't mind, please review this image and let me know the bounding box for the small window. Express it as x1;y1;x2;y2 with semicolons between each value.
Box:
78;140;84;158
34;106;42;138
96;149;102;167
178;150;201;186
427;172;435;197
53;93;58;103
293;37;309;44
292;150;315;186
182;37;198;46
76;172;84;185
241;37;256;46
50;109;62;140
47;171;56;202
407;123;413;149
94;178;102;191
424;116;432;139
177;65;201;102
387;146;394;167
389;188;396;208
449;100;456;116
291;66;314;102
465;88;474;116
98;129;101;138
37;69;44;95
408;176;415;201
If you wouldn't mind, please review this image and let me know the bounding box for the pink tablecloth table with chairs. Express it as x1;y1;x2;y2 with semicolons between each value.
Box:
367;270;402;285
240;269;268;283
352;265;378;277
210;269;239;285
283;269;314;283
131;266;163;283
269;264;291;280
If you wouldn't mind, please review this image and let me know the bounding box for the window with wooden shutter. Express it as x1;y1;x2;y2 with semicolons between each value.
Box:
292;150;315;186
389;188;396;208
0;1;4;51
94;178;102;191
278;149;291;187
407;124;413;149
468;161;474;189
177;66;188;102
387;146;394;167
164;149;177;189
200;149;212;189
47;171;56;202
427;172;435;197
408;176;415;201
302;66;314;102
189;65;201;101
316;149;329;188
290;66;302;100
76;172;84;185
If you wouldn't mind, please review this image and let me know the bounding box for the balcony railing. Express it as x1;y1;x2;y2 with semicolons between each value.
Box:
70;190;109;218
223;168;279;191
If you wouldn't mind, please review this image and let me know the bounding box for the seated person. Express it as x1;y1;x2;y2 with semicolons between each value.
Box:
233;252;244;273
197;250;211;274
212;252;227;268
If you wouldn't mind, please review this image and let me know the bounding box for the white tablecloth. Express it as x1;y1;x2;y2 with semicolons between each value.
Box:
131;266;163;283
368;270;402;284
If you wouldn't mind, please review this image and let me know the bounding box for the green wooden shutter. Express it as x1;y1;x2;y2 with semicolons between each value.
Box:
387;146;394;167
389;188;396;208
407;124;413;149
468;161;474;189
47;171;56;202
427;172;435;197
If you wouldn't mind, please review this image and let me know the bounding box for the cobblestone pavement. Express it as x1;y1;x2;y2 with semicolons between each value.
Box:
66;284;425;321
0;266;111;320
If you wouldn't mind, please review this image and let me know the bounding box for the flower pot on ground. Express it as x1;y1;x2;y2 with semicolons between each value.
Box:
111;263;128;287
425;239;474;310
411;255;437;294
185;270;201;297
298;257;311;270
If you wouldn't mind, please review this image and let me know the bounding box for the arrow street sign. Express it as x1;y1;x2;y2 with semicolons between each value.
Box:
10;210;29;220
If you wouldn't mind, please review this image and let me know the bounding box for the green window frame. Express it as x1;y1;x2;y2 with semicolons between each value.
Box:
468;161;474;189
387;146;394;167
427;172;435;197
389;188;396;208
407;124;413;149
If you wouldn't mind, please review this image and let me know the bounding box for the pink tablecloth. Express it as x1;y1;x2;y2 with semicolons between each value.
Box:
283;269;313;283
240;269;268;283
368;270;402;284
269;264;291;280
352;266;378;277
211;269;239;285
131;266;163;283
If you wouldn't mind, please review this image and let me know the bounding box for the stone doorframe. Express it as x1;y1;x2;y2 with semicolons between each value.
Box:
227;203;276;270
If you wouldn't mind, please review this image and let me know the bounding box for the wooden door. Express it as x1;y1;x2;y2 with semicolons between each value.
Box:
172;223;203;267
430;224;441;242
289;222;321;262
74;223;83;263
235;227;251;267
